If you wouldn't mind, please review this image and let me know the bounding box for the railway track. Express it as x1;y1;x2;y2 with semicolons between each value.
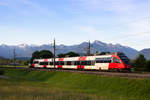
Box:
1;67;150;79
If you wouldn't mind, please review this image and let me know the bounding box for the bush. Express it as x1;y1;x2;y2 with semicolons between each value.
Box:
134;54;147;72
0;70;4;75
146;60;150;72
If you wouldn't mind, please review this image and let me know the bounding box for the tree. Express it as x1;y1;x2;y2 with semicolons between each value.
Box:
32;51;40;59
66;52;80;57
100;52;110;55
134;54;147;72
39;50;53;58
57;52;80;58
30;51;40;63
31;50;53;63
146;60;150;72
57;53;66;58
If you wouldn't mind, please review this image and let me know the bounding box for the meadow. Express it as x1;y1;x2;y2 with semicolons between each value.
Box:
0;68;150;100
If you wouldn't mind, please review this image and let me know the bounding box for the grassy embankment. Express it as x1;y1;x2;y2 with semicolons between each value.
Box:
0;65;28;68
0;69;150;100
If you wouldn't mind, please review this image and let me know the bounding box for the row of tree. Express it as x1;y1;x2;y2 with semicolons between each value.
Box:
57;52;79;58
31;50;80;62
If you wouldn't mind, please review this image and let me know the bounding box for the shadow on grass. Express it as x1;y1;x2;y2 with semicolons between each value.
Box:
0;70;4;75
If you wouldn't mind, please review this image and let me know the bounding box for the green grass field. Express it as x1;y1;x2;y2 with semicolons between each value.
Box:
0;69;150;100
0;65;28;68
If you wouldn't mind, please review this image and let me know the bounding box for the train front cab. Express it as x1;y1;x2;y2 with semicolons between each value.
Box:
109;55;131;72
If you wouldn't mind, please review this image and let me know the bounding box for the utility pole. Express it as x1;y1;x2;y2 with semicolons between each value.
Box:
87;40;91;56
53;38;56;69
13;48;16;67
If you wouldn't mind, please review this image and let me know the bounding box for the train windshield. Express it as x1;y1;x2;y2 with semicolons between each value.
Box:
118;54;130;64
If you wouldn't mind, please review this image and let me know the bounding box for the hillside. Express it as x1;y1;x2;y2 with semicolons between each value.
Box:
1;69;150;100
0;40;138;59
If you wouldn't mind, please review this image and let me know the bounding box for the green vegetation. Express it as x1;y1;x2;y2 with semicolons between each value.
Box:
131;54;150;72
0;65;28;68
31;50;53;63
0;58;28;66
57;51;80;58
32;50;53;59
0;69;150;100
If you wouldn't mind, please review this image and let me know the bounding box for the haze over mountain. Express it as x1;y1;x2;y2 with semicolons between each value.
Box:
0;40;139;59
134;48;150;60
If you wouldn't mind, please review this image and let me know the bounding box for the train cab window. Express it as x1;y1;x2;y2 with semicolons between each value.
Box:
113;58;121;63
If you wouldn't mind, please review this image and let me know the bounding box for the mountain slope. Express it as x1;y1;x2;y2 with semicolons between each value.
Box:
134;48;150;60
0;40;138;59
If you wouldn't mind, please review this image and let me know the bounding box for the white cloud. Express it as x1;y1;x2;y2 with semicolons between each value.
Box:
126;18;150;37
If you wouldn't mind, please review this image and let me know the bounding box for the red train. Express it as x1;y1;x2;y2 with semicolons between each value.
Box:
32;52;131;72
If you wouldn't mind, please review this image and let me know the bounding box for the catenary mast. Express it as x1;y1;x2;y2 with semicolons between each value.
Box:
87;40;91;56
53;38;56;69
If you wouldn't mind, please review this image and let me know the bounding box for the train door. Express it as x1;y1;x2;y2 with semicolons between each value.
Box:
75;61;81;69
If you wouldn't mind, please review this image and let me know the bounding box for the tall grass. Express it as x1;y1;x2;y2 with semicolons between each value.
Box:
0;69;150;100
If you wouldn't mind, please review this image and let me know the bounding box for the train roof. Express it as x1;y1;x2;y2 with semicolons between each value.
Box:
33;54;114;61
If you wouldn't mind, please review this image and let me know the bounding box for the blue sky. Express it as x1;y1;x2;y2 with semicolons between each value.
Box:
0;0;150;50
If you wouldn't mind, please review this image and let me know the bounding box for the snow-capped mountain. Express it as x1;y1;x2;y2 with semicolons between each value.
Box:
0;40;138;59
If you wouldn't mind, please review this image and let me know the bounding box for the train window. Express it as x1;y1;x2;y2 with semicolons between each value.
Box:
86;61;91;65
74;61;80;65
74;61;76;65
71;61;74;65
55;61;59;65
33;61;39;64
39;62;48;65
39;62;42;65
60;61;64;65
91;61;95;65
81;61;85;65
67;61;72;65
96;61;102;63
64;61;67;65
50;62;53;65
80;61;93;65
96;57;112;63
